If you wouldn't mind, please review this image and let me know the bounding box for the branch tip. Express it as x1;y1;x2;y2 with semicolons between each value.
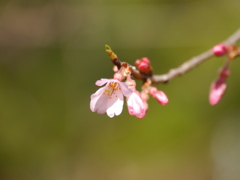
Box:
105;44;111;51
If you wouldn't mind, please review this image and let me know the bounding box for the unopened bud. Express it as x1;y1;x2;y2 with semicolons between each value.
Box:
209;79;227;105
135;57;152;74
149;87;157;94
141;57;150;64
149;87;168;105
212;44;228;56
139;101;148;119
135;59;141;67
138;62;150;74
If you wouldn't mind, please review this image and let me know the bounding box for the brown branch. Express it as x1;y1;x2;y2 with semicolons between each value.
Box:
132;28;240;84
151;49;213;83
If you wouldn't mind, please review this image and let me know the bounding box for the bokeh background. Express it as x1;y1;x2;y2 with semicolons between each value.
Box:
0;0;240;179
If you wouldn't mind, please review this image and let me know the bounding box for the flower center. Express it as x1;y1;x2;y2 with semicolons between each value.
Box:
104;82;120;99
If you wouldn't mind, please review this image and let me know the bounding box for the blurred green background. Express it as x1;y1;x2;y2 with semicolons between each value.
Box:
0;0;240;179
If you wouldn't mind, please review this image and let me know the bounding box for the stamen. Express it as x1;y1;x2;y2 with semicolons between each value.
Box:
105;81;119;96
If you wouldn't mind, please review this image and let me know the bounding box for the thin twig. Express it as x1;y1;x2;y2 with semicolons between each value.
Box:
132;28;240;84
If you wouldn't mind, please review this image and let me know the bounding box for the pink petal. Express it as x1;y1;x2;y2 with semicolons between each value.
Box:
136;110;146;119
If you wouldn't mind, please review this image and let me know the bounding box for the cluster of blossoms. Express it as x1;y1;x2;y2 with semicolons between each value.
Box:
90;41;240;118
90;46;168;118
210;43;240;105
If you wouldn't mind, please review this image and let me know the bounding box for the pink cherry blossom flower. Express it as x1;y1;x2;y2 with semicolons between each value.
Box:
90;79;132;118
127;92;145;119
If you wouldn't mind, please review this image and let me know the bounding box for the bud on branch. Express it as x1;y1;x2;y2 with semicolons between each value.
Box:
90;29;240;118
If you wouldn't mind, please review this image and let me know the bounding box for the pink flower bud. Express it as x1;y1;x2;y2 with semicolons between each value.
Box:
141;57;150;64
149;87;168;105
135;57;152;74
135;59;141;67
153;91;169;105
149;87;157;94
209;79;227;105
127;91;145;119
212;44;228;56
139;104;148;119
138;101;148;119
138;62;150;74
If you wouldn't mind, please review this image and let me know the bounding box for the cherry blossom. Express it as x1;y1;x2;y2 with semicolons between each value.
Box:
90;79;132;117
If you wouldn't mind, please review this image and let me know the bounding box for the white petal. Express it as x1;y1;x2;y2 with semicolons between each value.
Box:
119;82;132;97
106;90;124;117
90;86;111;114
93;94;109;114
90;87;105;112
95;79;110;86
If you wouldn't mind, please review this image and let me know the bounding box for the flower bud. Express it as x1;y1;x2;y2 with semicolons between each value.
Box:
212;44;228;56
138;101;148;119
135;59;141;67
149;86;157;94
135;57;152;74
141;57;150;64
209;79;227;105
138;62;150;74
149;87;168;105
127;90;146;119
